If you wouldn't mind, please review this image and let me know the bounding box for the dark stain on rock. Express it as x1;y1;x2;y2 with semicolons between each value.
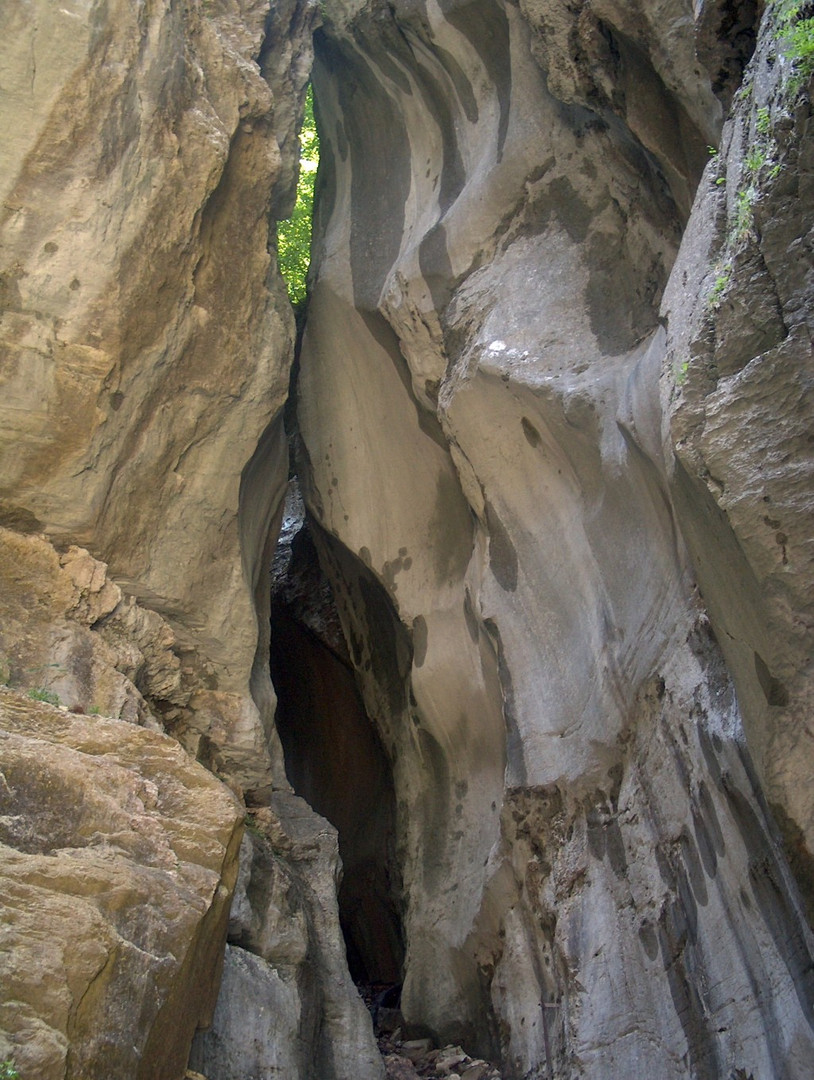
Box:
483;617;525;785
606;819;628;878
698;779;726;856
698;726;723;788
428;470;471;585
359;571;413;717
419;221;455;313
770;799;814;928
0;503;43;533
463;588;480;643
658;920;720;1080
412;62;466;214
412;614;428;668
680;828;709;906
655;845;675;889
443;0;511;161
435;43;478;123
416;726;451;886
638;920;659;961
318;35;410;310
484;500;518;592
754;651;789;707
586;807;606;860
675;862;699;946
724;779;814;1032
360;310;448;450
691;806;718;880
521;416;542;447
548;176;592;244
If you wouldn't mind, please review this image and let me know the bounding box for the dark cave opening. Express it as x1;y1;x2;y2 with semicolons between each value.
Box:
268;486;404;985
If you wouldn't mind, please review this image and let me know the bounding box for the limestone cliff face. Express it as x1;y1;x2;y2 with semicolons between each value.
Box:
298;0;814;1074
0;0;313;793
1;0;813;1078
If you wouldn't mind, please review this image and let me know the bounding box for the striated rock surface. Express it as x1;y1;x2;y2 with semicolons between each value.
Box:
664;7;814;923
297;0;814;1074
0;687;243;1079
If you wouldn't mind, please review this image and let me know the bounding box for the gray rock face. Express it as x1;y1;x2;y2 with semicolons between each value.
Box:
296;0;814;1074
191;795;385;1080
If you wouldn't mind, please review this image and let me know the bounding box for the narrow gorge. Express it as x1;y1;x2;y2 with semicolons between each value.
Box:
1;1;813;1078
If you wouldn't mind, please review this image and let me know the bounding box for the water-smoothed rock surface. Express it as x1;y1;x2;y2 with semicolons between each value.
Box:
296;0;814;1074
1;0;813;1077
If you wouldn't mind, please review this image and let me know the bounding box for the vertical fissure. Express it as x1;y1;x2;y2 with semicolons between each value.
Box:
268;482;405;987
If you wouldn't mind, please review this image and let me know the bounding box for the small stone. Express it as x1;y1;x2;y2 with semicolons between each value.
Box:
401;1038;435;1062
460;1064;491;1079
434;1046;468;1073
384;1053;422;1079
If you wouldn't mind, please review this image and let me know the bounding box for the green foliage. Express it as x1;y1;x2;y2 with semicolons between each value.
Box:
277;85;319;312
756;106;772;134
675;360;690;386
744;145;767;173
708;265;732;307
777;1;814;86
28;687;60;706
0;1059;20;1079
733;185;757;239
244;812;264;839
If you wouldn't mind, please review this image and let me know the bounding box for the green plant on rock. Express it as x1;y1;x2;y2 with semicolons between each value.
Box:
744;144;767;174
0;1060;20;1080
777;1;814;87
708;264;732;307
27;687;60;706
244;812;264;839
733;185;757;240
277;84;319;314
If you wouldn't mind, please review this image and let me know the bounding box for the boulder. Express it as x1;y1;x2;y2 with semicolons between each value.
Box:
0;688;243;1079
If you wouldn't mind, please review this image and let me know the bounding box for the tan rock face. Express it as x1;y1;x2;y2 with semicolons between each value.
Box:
0;0;317;791
0;688;243;1079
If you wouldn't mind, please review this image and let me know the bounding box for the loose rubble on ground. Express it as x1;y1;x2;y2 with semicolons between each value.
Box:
362;984;504;1080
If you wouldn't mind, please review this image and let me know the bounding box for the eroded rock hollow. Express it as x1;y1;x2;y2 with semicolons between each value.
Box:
1;0;813;1078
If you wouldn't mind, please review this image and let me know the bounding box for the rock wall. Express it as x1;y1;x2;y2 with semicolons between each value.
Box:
0;687;243;1080
1;0;813;1078
297;0;814;1074
0;0;313;795
0;2;384;1077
